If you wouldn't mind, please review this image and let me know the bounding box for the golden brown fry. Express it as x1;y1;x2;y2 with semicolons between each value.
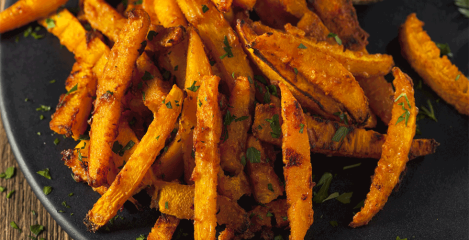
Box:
350;67;418;227
83;0;127;43
279;0;309;18
158;37;189;89
177;0;254;94
85;85;183;231
0;0;68;33
142;0;161;25
147;214;180;240
356;75;394;125
310;0;369;51
192;75;223;240
211;0;233;12
87;10;150;187
251;31;372;125
155;0;187;27
253;103;439;159
217;170;251;201
50;62;96;140
220;76;252;175
151;132;184;182
180;28;213;184
279;83;313;240
254;0;297;29
232;0;256;10
218;228;236;240
399;13;469;115
293;11;333;43
154;180;195;220
245;136;283;204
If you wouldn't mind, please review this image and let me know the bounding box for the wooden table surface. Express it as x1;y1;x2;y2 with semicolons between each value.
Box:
0;1;72;239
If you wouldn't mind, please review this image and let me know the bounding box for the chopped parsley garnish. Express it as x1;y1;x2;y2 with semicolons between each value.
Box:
265;114;281;138
156;135;160;140
330;221;338;227
37;132;41;135
313;172;333;203
263;86;271;103
336;192;353;204
39;115;44;120
165;201;169;209
142;71;154;81
187;81;200;92
36;168;51;180
246;147;261;163
10;221;21;232
298;43;307;49
220;35;234;59
224;110;237;125
174;65;179;71
327;32;342;45
43;186;52;195
106;90;114;96
331;126;349;142
53;138;60;145
134;0;143;4
142;91;146;101
202;4;209;13
112;140;135;156
456;0;469;18
235;116;249;122
136;234;146;240
343;162;361;170
248;76;253;84
31;210;37;216
299;123;304;133
435;42;453;57
6;190;15;198
232;72;235;79
266;211;273;217
267;85;278;97
1;166;15;179
31;32;44;39
25;98;29;102
396;237;408;240
240;156;246;166
293;68;298;75
66;84;78;95
24;26;33;37
45;18;56;29
322;192;339;202
36;105;51;112
62;201;71;208
282;216;288;221
30;224;44;236
164;146;168;152
49;79;56;84
198;99;202;107
455;74;460;81
78;134;90;140
69;192;74;197
267;183;274;192
165;101;173;109
147;30;158;41
333;112;349;125
420;99;437;122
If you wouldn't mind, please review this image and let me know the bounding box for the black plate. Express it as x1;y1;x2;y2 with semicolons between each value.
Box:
0;0;467;239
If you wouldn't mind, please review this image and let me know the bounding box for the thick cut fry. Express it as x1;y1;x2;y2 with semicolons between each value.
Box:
350;67;418;227
154;180;195;219
253;103;439;159
293;11;333;43
84;85;183;231
399;13;469;115
39;9;85;53
87;10;150;187
357;75;394;125
0;0;68;33
83;0;127;43
142;0;161;25
245;136;283;204
50;62;96;140
232;0;256;10
279;83;314;239
251;32;372;125
310;0;369;51
211;0;233;12
217;170;251;201
180;28;213;184
220;76;252;175
155;0;187;27
192;75;222;240
177;0;254;94
266;199;289;228
147;214;180;240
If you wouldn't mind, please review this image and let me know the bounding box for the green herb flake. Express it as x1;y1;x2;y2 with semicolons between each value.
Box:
68;192;74;197
134;0;143;5
166;101;172;109
327;32;342;45
224;110;237;126
165;201;169;209
136;234;146;240
53;138;60;145
202;4;209;13
36;105;51;112
299;123;305;133
246;147;261;163
6;190;15;198
332;126;349;142
343;163;361;170
396;237;408;240
322;192;339;202
43;186;52;195
455;74;461;81
274;235;284;240
421;99;437;122
25;98;29;102
209;60;216;66
298;43;307;49
32;210;37;216
174;65;179;71
435;42;453;57
313;172;333;203
235;116;249;122
220;35;234;59
267;183;274;192
147;30;158;41
456;0;469;18
10;221;22;232
293;68;298;75
142;71;154;81
336;192;353;204
240;156;246;166
30;224;44;236
45;18;56;29
2;166;15;179
62;201;71;208
330;220;338;227
232;72;235;79
187;81;200;92
39;115;44;120
198;99;202;107
265;114;281;138
24;26;33;37
0;187;5;192
36;168;51;180
49;79;56;84
266;211;273;217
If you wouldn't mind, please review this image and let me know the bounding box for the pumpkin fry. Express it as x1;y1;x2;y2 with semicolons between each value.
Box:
147;214;180;240
87;10;150;187
83;0;127;43
154;0;187;27
84;85;183;231
279;83;314;240
350;67;418;227
192;75;223;240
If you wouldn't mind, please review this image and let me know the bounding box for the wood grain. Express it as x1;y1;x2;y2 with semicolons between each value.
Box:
0;1;71;239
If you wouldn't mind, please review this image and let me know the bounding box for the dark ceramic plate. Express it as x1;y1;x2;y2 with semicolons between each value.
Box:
1;0;468;239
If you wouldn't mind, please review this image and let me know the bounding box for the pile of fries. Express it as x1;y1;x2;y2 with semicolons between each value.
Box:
2;0;467;238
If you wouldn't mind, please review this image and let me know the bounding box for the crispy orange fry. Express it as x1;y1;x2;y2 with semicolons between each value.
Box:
357;75;394;125
147;214;180;240
192;75;222;240
85;85;183;231
0;0;68;33
158;37;189;89
142;0;161;25
294;11;333;43
253;103;439;159
180;28;213;184
87;10;150;187
50;62;96;140
211;0;233;12
155;0;187;27
232;0;256;10
154;180;195;220
350;67;418;227
217;170;251;201
254;0;297;29
279;83;314;239
83;0;127;43
399;13;469;115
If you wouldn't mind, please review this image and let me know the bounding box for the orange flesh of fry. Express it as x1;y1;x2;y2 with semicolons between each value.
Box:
87;10;150;187
85;85;183;231
350;67;417;227
192;75;222;240
155;0;187;27
279;83;314;239
211;0;233;12
147;215;180;240
83;0;127;43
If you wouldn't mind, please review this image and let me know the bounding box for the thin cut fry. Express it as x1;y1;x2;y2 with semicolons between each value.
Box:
399;13;469;115
0;0;68;33
83;0;127;43
84;85;183;231
87;10;150;187
356;75;394;125
180;28;213;184
279;83;314;240
350;67;418;227
253;103;439;159
147;214;180;240
192;75;222;240
155;0;187;27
